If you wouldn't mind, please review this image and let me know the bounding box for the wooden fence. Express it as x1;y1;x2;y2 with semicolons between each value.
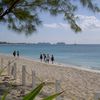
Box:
0;57;100;100
0;57;63;100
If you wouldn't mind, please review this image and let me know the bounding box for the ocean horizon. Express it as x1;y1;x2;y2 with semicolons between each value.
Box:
0;43;100;70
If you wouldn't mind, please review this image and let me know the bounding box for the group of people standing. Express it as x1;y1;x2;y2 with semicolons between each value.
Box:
40;53;54;64
13;50;19;57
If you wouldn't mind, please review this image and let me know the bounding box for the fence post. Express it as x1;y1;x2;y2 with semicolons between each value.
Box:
32;70;36;89
55;80;61;100
94;92;100;100
22;65;26;86
1;58;4;67
8;60;11;76
13;63;17;80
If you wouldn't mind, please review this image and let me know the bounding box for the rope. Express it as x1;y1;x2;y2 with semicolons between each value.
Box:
2;57;17;68
25;69;43;83
35;75;43;83
10;58;17;64
0;58;17;75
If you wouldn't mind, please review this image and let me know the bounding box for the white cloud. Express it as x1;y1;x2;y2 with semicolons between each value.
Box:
77;15;100;30
44;23;60;28
43;15;100;31
43;23;69;30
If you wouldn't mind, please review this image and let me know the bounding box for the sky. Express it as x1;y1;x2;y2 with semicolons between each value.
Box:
0;1;100;44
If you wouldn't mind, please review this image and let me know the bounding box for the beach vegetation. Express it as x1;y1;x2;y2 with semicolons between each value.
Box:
0;77;62;100
1;90;9;100
0;0;100;35
23;82;62;100
23;82;45;100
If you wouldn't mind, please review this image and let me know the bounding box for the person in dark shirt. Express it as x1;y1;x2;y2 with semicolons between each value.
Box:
51;55;54;64
40;53;43;62
43;53;46;62
13;50;16;57
17;51;19;57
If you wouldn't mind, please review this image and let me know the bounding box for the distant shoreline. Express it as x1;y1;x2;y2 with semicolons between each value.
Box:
1;41;100;45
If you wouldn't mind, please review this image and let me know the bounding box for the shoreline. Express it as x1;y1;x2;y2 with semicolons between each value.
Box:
1;53;100;74
1;53;100;99
22;56;100;74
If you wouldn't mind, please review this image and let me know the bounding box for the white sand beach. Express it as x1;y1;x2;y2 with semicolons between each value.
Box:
0;54;100;100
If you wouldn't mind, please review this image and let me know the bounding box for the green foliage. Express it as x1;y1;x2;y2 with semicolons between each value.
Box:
0;67;61;100
42;92;63;100
0;0;100;35
1;79;15;100
80;0;100;12
23;82;62;100
23;82;45;100
0;82;62;100
1;90;9;100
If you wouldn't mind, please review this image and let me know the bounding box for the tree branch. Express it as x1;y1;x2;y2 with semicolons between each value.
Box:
0;0;20;19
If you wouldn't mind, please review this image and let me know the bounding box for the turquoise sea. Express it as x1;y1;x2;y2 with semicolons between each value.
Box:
0;44;100;70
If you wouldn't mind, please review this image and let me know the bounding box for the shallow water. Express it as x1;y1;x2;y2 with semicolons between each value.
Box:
0;44;100;70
